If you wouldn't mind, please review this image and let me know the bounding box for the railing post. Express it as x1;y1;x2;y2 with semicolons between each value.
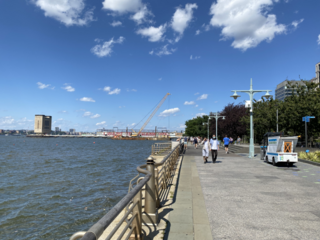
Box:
144;157;158;224
154;168;161;208
131;190;142;240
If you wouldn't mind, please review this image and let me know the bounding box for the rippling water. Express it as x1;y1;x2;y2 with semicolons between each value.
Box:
0;136;157;239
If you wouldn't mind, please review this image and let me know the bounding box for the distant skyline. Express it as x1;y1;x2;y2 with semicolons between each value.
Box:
0;0;319;131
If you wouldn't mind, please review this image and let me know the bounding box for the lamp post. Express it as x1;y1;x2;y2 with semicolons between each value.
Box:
210;112;225;140
231;79;272;158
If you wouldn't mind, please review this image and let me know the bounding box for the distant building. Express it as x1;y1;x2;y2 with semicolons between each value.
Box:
275;80;306;101
55;127;60;132
34;115;52;134
0;130;2;133
276;62;320;101
69;129;76;134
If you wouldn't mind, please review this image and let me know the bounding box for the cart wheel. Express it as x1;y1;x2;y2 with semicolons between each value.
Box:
272;158;276;166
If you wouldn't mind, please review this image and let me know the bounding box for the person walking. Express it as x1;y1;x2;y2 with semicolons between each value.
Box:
194;136;198;149
223;135;230;154
184;136;188;150
202;138;210;163
237;136;241;145
210;134;219;163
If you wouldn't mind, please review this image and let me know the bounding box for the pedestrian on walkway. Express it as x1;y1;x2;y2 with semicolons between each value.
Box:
237;136;241;145
210;134;219;163
223;135;230;154
202;138;210;163
194;136;198;149
184;136;188;150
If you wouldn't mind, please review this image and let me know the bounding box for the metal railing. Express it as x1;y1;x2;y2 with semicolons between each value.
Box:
151;142;172;155
70;143;183;240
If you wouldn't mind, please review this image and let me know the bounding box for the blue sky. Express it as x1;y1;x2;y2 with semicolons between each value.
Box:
0;0;319;132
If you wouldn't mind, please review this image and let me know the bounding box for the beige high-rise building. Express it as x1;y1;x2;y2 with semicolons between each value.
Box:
34;115;52;134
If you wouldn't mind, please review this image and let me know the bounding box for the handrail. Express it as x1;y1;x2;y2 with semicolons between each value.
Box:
72;143;182;240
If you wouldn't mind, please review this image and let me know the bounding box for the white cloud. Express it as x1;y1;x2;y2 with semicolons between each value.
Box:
91;36;125;57
184;101;195;105
194;92;199;95
119;106;125;108
113;120;122;127
158;78;162;81
171;3;198;41
103;86;111;92
196;113;207;117
103;86;121;95
190;55;200;60
209;0;286;51
159;108;180;117
130;5;153;25
80;97;95;102
136;24;167;42
292;19;304;28
127;89;137;92
110;21;122;27
32;0;94;26
197;94;208;100
318;35;320;45
96;121;107;126
37;82;53;90
102;0;142;13
150;45;177;56
62;84;75;92
91;114;101;119
83;111;92;117
109;88;121;95
199;108;203;111
195;105;198;107
179;124;186;129
195;30;200;35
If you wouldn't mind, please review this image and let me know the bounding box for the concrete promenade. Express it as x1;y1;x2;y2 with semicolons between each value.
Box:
166;143;320;240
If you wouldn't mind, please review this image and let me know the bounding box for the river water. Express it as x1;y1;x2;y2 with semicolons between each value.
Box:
0;136;157;239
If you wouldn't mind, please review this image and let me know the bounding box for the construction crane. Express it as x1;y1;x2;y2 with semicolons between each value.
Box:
132;93;170;137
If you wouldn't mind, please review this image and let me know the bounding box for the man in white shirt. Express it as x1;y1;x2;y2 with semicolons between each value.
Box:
210;134;219;163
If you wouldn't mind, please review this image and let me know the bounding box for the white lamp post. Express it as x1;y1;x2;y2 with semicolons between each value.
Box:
231;79;272;158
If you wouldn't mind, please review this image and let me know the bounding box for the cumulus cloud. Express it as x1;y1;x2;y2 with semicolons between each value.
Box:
184;101;195;105
32;0;94;26
83;111;92;117
110;21;122;27
179;124;186;129
318;35;320;45
197;94;208;100
0;116;33;129
195;105;198;107
130;5;153;25
171;3;198;41
103;86;121;95
80;97;95;102
62;84;75;92
149;45;177;56
102;0;142;13
96;121;106;126
195;113;207;117
136;24;167;42
195;30;200;35
91;114;101;119
37;82;54;90
209;0;286;51
91;36;125;57
292;19;304;28
159;108;180;117
190;55;200;60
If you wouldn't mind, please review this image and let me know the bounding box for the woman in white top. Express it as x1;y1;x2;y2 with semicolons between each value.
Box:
202;138;211;163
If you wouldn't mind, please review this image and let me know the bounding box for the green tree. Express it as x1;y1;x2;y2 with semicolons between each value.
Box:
185;115;208;137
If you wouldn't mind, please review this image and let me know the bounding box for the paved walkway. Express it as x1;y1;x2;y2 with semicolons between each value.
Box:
166;143;320;240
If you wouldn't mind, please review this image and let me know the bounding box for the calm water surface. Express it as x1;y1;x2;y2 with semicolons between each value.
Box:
0;136;156;239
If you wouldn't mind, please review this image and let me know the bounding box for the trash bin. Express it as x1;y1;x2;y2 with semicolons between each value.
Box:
260;146;264;160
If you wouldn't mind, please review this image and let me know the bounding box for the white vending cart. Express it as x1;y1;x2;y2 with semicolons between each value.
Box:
265;135;298;166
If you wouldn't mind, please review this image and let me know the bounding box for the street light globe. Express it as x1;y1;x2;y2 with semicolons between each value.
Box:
231;92;240;100
263;91;272;100
222;116;225;120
